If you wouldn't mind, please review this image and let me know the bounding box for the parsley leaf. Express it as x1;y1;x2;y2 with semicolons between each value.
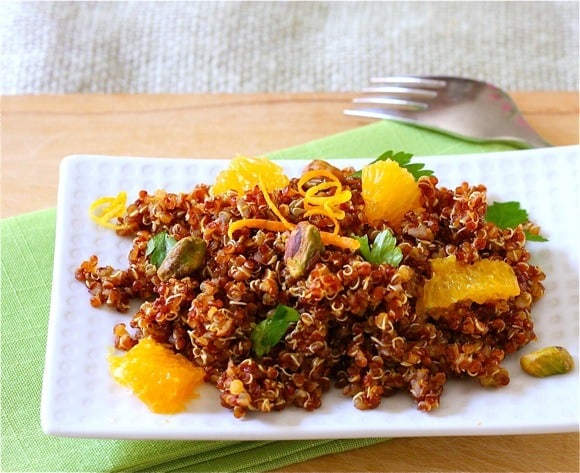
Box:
485;201;548;242
251;305;301;357
525;233;549;242
352;150;433;180
355;229;403;266
485;201;528;228
146;232;177;267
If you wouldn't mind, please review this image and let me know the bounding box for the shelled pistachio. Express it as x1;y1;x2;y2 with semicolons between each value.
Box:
157;236;207;281
520;346;574;377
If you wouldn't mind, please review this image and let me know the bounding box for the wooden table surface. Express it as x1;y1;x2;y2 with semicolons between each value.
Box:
2;93;579;472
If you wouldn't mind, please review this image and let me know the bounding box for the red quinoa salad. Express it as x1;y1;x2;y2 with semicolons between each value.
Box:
75;153;547;418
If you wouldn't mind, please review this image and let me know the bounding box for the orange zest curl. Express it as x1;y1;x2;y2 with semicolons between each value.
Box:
258;176;293;228
227;219;291;240
227;168;359;251
226;175;298;239
298;169;352;237
228;218;359;251
320;232;360;251
297;169;341;191
89;191;128;230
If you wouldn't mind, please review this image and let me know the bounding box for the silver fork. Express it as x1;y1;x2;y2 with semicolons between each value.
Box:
345;76;552;148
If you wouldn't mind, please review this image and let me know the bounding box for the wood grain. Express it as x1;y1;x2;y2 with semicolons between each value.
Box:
1;92;578;218
275;433;579;472
1;93;578;472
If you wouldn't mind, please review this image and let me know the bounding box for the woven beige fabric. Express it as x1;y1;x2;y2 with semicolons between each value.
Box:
1;1;578;94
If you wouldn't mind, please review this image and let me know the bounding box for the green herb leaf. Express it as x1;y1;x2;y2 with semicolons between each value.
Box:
146;232;177;267
485;201;528;229
251;305;301;357
485;201;548;242
355;229;403;266
351;150;433;180
524;233;549;242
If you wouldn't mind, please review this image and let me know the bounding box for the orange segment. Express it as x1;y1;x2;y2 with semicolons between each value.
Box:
361;159;421;226
108;337;205;414
421;255;520;310
211;155;290;195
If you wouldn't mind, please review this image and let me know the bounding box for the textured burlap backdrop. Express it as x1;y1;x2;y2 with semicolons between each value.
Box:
1;1;578;93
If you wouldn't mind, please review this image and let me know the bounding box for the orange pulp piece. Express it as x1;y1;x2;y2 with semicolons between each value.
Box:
361;159;421;226
211;155;290;195
421;255;520;310
108;337;205;414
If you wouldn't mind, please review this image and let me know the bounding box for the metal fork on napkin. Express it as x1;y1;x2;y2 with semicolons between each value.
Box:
345;76;552;149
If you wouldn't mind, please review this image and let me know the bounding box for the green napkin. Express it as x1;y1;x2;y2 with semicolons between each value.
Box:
1;120;515;472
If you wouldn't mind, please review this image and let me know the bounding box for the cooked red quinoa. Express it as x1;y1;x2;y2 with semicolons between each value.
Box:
75;161;545;418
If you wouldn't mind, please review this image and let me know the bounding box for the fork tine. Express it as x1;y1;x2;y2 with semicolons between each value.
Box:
352;97;427;111
370;76;447;88
361;86;438;99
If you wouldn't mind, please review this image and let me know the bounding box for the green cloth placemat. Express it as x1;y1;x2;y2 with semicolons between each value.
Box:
1;121;516;472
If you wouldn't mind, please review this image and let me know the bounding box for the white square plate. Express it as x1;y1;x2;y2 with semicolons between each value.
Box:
42;146;579;440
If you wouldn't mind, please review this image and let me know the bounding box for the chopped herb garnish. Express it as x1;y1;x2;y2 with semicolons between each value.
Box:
525;233;549;242
251;305;301;357
486;201;548;242
485;201;528;229
352;150;433;180
146;232;177;267
355;229;403;266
